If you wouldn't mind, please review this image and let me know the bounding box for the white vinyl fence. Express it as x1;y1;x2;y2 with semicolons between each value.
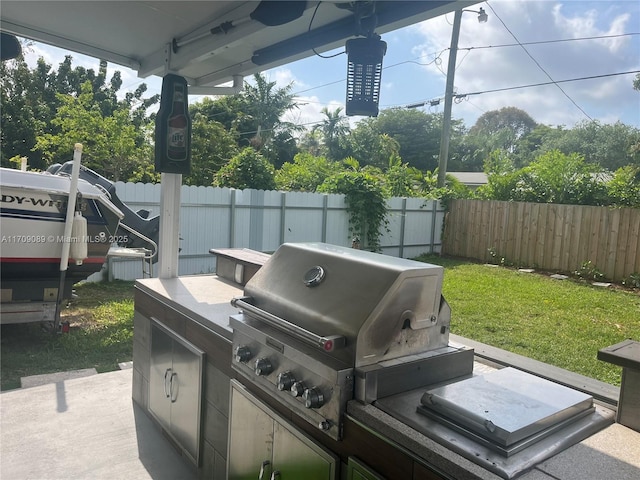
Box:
100;182;445;281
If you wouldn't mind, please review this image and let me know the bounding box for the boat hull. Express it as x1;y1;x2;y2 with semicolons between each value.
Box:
1;168;124;309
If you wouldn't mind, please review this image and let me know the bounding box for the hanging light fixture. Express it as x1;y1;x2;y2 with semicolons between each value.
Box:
344;2;387;117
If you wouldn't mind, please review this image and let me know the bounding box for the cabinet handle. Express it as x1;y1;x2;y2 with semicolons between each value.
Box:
258;460;270;479
170;372;178;403
163;368;172;398
270;471;281;480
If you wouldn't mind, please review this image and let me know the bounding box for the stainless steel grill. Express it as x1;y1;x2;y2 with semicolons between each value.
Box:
239;242;451;366
229;242;471;440
229;242;612;477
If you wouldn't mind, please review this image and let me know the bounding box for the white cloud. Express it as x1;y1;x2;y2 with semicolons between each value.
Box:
411;0;639;128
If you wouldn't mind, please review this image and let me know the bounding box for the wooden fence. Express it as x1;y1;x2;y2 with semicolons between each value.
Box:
442;200;640;282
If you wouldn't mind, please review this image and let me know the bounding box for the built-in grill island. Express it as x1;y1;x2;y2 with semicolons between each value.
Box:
229;243;613;479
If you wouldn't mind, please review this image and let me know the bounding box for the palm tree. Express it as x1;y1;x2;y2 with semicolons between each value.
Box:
239;73;299;150
313;107;350;160
298;129;323;156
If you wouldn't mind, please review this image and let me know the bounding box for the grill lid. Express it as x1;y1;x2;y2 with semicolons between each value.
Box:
239;243;450;367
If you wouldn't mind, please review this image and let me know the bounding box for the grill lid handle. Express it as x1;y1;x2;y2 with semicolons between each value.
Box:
231;296;346;352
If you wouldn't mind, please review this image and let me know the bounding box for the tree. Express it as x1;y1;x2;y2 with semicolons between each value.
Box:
479;150;607;206
606;165;640;208
297;129;323;157
236;73;300;153
34;81;150;180
376;109;444;170
186;113;239;186
275;152;340;192
261;130;299;169
469;107;537;155
540;120;640;171
1;53;46;168
1;50;157;176
214;147;276;190
313;107;350;160
512;124;565;168
383;155;423;197
189;95;243;132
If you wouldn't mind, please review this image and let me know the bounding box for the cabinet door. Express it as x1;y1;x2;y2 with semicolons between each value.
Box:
272;421;336;480
170;337;204;464
228;385;275;480
149;321;173;430
347;457;384;480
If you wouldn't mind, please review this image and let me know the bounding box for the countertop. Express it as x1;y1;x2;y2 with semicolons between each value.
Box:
135;274;640;480
136;274;242;340
347;400;639;480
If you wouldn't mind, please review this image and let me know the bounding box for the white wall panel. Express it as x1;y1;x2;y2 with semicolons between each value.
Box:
103;183;444;280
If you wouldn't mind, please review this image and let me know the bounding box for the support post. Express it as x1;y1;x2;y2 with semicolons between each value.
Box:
437;9;462;188
157;173;182;278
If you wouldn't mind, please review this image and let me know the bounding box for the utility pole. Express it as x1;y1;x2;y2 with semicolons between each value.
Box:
437;9;462;188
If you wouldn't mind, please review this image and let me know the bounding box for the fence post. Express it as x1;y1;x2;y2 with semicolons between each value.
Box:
249;189;264;251
280;192;287;245
322;194;328;243
430;200;438;254
399;197;407;258
229;189;236;247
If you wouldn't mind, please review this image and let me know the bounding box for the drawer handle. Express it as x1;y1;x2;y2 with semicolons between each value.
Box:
258;460;270;479
270;471;281;480
163;368;172;398
170;372;178;403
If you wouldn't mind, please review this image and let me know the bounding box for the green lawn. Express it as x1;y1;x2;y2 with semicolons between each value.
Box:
1;260;638;391
415;255;639;386
0;281;135;391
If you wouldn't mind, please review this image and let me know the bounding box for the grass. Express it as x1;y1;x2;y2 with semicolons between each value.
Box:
0;281;135;391
415;254;640;386
1;259;638;391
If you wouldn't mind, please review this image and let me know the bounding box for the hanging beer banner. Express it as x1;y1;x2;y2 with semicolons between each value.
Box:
155;74;192;174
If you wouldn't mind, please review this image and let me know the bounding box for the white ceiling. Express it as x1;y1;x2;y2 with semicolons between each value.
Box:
1;1;475;89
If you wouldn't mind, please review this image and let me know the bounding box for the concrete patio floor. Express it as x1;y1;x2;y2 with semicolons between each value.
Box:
1;369;197;480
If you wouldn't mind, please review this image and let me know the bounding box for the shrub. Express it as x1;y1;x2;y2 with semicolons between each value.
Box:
318;160;388;251
214;147;276;190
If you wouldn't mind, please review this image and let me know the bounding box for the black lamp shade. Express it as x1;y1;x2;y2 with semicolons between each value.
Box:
345;36;387;117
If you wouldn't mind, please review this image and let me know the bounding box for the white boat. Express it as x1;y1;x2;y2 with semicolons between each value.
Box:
0;164;159;323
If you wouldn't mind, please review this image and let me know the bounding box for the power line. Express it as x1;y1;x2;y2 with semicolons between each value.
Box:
293;48;448;96
455;70;640;99
291;30;638;99
486;1;593;121
401;70;639;109
458;32;640;51
221;69;640;135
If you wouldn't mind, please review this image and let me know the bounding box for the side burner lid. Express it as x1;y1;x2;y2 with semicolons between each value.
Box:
419;367;594;451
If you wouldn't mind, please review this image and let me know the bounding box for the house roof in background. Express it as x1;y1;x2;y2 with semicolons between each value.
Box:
449;172;488;187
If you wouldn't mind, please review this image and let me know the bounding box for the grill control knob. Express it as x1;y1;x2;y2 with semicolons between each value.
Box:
234;345;252;363
254;358;273;376
303;387;324;409
318;420;331;431
276;371;296;391
290;381;306;397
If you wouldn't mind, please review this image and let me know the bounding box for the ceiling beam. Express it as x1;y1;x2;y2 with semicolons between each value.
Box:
0;19;141;70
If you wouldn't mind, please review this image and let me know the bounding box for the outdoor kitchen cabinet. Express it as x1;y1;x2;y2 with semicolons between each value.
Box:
149;319;204;466
228;380;338;480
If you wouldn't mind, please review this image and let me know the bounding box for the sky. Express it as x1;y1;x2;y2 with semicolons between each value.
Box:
21;0;640;132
